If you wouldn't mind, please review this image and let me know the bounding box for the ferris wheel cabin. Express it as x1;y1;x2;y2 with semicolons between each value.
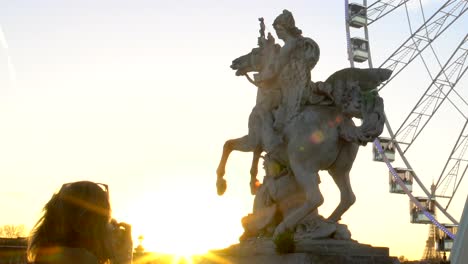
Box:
410;197;436;224
437;224;458;252
372;137;396;162
350;37;369;63
389;168;413;194
348;3;367;28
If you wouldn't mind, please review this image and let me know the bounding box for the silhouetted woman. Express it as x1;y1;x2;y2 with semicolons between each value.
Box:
28;181;132;264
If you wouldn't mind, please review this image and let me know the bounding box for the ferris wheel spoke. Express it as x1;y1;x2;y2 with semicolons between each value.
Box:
392;35;468;153
367;0;411;25
377;0;468;92
435;119;468;210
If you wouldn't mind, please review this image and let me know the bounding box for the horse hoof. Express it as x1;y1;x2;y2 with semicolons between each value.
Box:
273;223;287;238
250;180;261;195
217;178;227;196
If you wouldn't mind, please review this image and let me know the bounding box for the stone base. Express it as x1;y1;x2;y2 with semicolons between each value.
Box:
200;239;399;264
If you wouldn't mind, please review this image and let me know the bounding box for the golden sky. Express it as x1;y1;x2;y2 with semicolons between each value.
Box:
0;0;467;260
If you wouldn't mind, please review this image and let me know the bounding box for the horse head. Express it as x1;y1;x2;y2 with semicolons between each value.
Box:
231;33;280;82
231;47;263;76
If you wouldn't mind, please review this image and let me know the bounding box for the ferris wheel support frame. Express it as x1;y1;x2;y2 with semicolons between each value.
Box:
394;5;468;211
437;119;468;210
376;0;468;92
344;0;465;227
390;35;468;207
392;35;468;156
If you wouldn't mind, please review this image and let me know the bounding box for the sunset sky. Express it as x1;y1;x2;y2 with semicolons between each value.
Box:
1;0;467;260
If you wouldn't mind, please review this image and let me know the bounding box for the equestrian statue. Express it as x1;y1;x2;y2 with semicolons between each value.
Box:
216;10;391;241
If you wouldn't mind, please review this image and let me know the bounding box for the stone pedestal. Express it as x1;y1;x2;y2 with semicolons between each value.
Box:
200;239;399;264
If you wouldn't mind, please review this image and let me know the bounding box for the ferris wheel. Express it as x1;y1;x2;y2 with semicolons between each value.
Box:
344;0;467;258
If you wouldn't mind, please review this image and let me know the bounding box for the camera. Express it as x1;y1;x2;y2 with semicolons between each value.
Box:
109;219;133;264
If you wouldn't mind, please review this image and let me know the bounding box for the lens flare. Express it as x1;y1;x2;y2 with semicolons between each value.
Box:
310;130;324;144
335;115;343;124
0;24;16;87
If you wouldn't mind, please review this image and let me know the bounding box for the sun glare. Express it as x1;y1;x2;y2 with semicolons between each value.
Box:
119;186;248;258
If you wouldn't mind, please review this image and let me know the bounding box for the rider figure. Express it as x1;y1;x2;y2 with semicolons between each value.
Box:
246;10;334;154
273;9;318;73
273;10;318;130
269;10;332;131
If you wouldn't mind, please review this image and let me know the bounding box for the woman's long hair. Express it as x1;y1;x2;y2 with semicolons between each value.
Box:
28;181;112;263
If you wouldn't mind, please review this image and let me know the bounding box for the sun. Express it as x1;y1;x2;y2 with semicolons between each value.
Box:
116;182;251;259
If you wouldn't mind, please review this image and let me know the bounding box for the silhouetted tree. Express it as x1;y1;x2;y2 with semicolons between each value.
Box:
398;255;409;262
1;224;25;238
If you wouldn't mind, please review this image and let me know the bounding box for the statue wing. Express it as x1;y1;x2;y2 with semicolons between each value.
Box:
325;68;392;91
301;37;320;71
324;68;392;145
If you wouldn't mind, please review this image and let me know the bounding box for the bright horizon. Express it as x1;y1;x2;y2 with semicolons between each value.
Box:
1;0;467;261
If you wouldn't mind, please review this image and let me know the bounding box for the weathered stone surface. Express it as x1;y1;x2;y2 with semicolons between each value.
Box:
216;9;392;242
211;10;397;264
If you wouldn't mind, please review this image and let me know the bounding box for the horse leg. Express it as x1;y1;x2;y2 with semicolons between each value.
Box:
216;135;256;195
327;143;358;222
327;169;355;222
273;161;323;237
249;146;263;195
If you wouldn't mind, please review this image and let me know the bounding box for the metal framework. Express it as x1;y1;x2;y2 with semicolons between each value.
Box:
436;120;468;210
346;0;467;258
350;0;466;221
392;35;468;154
345;0;467;225
377;0;468;91
366;0;411;25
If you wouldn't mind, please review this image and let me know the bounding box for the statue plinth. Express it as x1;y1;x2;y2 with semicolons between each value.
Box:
202;239;399;264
